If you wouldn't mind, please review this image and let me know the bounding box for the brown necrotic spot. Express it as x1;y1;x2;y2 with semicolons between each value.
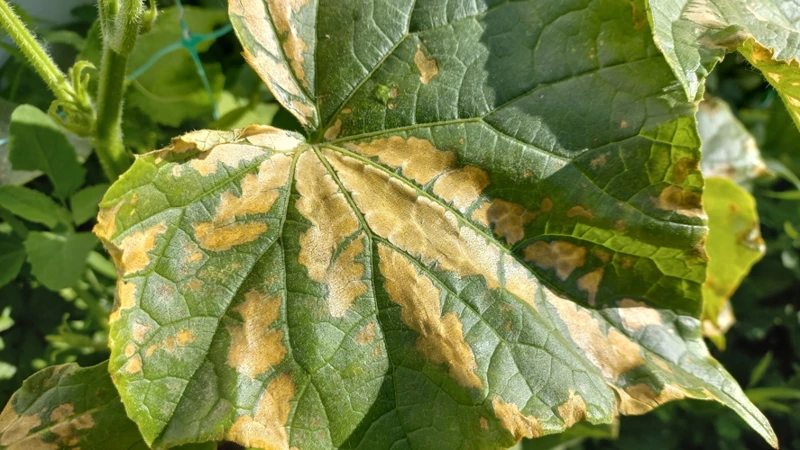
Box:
616;299;663;331
118;223;167;275
486;200;536;245
614;383;691;415
653;185;706;219
190;143;267;176
227;373;295;449
577;268;604;306
566;206;594;220
344;136;456;185
378;244;483;389
295;151;366;318
524;241;587;281
557;390;588;428
0;406;42;447
414;44;439;84
194;153;292;251
227;289;286;378
672;158;699;183
547;291;644;381
492;396;542;440
50;412;94;447
323;119;342;141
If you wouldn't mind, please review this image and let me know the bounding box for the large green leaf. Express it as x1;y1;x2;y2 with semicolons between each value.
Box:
646;0;800;126
94;1;776;449
0;362;147;450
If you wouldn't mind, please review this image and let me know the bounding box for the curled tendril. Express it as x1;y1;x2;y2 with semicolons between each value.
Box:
48;61;96;137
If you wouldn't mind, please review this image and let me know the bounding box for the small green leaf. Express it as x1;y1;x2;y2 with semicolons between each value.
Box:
702;177;765;347
24;232;97;291
8;105;85;199
0;185;72;228
0;362;149;449
0;235;25;288
125;7;229;126
70;184;110;226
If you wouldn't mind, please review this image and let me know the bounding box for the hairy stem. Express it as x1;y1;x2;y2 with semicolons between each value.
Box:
94;48;133;180
0;0;69;97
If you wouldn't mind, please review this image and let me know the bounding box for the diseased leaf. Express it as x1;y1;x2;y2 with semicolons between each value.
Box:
701;177;765;348
0;185;72;229
93;1;776;449
646;0;800;126
697;97;767;189
8;105;85;199
696;96;766;348
0;362;148;450
24;232;98;291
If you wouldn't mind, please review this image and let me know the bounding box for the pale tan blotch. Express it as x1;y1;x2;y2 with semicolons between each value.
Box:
324;119;342;141
651;356;674;374
227;373;295;449
653;185;706;219
432;166;490;211
124;343;136;358
93;200;123;243
378;244;483;389
480;416;489;431
109;281;137;324
502;255;540;312
326;151;509;293
295;151;365;318
344;136;456;185
566;206;595;220
117;223;167;275
557;390;588;428
50;412;94;447
177;329;197;345
49;404;73;422
577;268;604;306
614;383;690;415
616;299;663;331
414;44;439;84
0;406;43;447
290;100;316;126
239;125;304;152
131;322;152;344
547;291;644;381
355;322;377;345
492;396;542;440
194;153;292;251
190;143;266;176
123;355;142;374
486;199;538;245
524;241;587;280
227;289;286;378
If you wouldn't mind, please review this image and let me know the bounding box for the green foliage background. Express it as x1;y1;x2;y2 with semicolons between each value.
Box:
0;1;797;449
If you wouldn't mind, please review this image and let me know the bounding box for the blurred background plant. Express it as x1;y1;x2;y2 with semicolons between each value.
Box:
0;1;797;449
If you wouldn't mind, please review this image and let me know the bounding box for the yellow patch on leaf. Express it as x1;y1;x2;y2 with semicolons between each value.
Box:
227;290;286;378
123;355;142;374
344;136;455;185
109;281;137;324
614;383;691;415
355;322;377;345
379;244;483;389
227;373;295;449
414;44;439;84
557;390;588;428
118;223;167;275
492;396;542;440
